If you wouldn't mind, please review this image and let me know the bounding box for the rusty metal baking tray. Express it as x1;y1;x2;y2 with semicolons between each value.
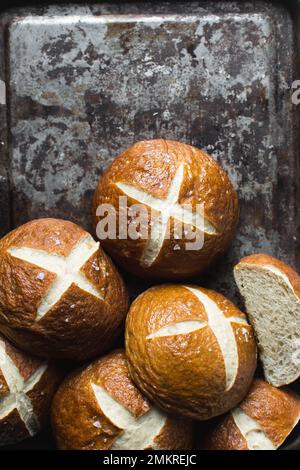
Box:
0;0;299;450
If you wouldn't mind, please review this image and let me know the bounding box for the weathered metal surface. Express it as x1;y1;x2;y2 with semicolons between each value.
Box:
0;0;299;449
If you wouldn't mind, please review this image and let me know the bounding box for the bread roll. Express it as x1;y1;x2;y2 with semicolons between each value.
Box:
125;284;257;420
93;139;238;279
51;350;194;450
234;253;300;386
203;379;300;450
0;333;60;446
0;218;129;361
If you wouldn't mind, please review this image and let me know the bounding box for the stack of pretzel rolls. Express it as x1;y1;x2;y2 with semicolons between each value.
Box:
0;139;299;450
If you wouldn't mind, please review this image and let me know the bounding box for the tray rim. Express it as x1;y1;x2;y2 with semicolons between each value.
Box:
0;0;299;451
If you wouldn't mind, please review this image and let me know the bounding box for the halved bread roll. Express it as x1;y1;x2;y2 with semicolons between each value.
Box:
234;254;300;387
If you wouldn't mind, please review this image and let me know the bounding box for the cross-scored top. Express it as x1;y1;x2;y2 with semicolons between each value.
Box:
92;383;166;450
146;286;249;391
0;340;47;436
116;165;217;267
8;235;103;321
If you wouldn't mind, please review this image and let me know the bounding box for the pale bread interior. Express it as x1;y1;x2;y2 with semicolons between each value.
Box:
234;263;300;387
92;383;166;450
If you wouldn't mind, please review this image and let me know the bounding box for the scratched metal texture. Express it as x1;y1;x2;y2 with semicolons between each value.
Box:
0;1;299;449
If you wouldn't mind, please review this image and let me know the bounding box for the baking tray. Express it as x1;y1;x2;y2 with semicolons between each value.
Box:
0;0;299;450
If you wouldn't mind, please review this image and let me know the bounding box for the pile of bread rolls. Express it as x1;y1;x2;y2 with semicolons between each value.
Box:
0;139;299;450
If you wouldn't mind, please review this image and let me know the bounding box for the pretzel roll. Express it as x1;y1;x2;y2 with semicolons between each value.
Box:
0;218;129;361
203;379;300;450
125;284;257;420
93;139;238;279
0;333;60;446
51;350;194;450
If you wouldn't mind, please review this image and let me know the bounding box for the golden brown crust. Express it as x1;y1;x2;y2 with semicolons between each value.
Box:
0;337;41;397
240;379;300;448
0;219;85;256
202;379;300;450
154;416;195;450
0;334;61;447
235;253;300;299
3;336;41;380
93;139;238;279
125;284;257;420
26;364;62;429
203;415;249;450
0;218;129;360
51;350;194;450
